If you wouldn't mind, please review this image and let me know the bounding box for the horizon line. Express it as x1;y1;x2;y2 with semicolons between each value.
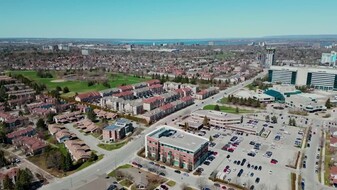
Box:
1;34;337;41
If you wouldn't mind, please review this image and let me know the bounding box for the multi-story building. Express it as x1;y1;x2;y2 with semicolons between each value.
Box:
145;125;208;171
102;118;133;142
285;93;327;113
321;51;337;66
191;110;242;127
268;66;337;91
143;96;164;111
265;48;275;67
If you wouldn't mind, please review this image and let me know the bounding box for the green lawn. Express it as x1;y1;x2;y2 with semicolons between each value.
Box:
98;141;128;151
166;180;176;187
324;135;331;186
203;104;253;114
74;154;104;172
108;164;133;177
8;70;149;97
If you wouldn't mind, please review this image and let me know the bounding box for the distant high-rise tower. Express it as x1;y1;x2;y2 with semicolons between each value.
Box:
265;48;276;67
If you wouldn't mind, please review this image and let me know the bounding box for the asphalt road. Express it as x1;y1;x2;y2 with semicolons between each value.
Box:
41;71;267;190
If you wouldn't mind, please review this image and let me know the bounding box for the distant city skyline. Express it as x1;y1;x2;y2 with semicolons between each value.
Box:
1;0;337;39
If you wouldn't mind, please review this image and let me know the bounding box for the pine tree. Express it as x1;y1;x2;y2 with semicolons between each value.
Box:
87;108;97;122
62;152;73;172
214;104;221;111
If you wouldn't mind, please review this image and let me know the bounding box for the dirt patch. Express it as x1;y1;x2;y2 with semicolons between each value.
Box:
51;79;67;83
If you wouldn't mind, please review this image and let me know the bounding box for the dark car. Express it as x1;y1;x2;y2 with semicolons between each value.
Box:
237;161;241;165
249;141;255;145
241;158;246;166
237;169;244;177
250;185;255;190
226;155;230;159
161;184;169;190
258;166;262;170
160;165;166;169
230;136;238;142
255;177;260;183
234;160;237;164
159;172;166;176
174;170;181;174
247;163;251;168
204;161;211;165
254;166;258;170
248;152;256;157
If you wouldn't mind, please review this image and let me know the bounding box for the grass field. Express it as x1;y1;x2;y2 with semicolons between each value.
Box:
203;104;253;114
98;141;128;151
9;70;149;97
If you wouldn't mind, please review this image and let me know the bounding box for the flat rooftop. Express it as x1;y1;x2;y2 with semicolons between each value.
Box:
148;125;208;152
192;109;241;119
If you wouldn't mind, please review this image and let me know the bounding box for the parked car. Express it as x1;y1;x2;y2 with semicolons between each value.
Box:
237;169;244;177
270;159;278;164
174;170;181;174
255;177;260;183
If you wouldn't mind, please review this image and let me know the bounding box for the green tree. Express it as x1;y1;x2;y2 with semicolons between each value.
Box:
235;107;239;113
326;98;332;109
3;174;14;190
89;152;98;162
265;115;270;122
63;86;70;93
62;152;73;172
50;90;60;99
289;118;293;126
56;86;62;92
214;104;220;111
271;116;277;123
87;108;97;122
36;118;47;130
46;112;56;124
15;168;33;190
0;123;7;143
0;150;8;167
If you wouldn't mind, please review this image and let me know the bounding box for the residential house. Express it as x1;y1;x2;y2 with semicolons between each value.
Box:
6;126;35;144
64;140;92;162
75;91;101;102
12;136;47;155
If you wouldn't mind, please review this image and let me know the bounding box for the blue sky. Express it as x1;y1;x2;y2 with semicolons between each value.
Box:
0;0;336;39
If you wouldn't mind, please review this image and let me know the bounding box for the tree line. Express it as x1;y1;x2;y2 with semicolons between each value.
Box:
227;95;261;108
36;70;53;78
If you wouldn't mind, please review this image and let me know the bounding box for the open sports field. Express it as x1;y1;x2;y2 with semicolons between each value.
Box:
9;70;149;97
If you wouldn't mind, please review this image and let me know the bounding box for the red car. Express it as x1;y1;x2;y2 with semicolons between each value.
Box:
213;151;218;156
270;159;278;164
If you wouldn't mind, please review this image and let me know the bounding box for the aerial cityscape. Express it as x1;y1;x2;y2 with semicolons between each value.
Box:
1;1;337;190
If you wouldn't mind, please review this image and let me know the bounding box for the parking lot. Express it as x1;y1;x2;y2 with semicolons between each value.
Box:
191;116;304;190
